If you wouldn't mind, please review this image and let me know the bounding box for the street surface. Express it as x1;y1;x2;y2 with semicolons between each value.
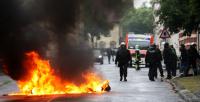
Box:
0;59;184;102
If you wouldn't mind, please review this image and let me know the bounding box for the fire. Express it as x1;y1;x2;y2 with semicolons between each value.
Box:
10;52;110;95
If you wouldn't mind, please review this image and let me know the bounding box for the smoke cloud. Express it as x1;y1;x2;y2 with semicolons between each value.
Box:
0;0;126;84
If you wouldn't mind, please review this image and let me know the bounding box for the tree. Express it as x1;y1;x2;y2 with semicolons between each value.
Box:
155;0;200;35
189;0;200;31
121;7;154;36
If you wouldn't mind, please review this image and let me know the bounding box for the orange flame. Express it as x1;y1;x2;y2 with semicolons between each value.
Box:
10;51;109;95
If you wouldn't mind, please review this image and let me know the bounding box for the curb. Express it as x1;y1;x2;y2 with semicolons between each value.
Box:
170;79;200;102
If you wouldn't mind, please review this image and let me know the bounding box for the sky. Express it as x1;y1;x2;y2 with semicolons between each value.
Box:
134;0;151;8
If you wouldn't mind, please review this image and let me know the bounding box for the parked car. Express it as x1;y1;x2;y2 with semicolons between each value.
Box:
93;49;104;64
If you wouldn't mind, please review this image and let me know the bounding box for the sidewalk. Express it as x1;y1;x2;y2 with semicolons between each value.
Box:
172;76;200;102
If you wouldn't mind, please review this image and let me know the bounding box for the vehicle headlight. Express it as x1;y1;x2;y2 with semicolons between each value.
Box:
98;55;102;58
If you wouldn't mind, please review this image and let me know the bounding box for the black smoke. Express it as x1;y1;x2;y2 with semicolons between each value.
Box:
0;0;128;84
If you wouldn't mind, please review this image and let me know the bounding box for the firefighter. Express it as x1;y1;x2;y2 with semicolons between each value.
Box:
115;42;132;81
145;44;159;81
135;49;141;70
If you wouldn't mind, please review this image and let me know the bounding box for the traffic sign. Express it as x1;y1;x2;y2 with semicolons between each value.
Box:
159;29;170;39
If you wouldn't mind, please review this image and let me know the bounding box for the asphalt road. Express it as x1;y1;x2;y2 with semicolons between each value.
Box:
0;59;184;102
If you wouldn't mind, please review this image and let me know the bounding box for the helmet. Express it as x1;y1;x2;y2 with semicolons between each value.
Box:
191;42;197;46
120;42;125;45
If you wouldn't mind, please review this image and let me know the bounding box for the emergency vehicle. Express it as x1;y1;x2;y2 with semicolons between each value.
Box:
125;33;154;67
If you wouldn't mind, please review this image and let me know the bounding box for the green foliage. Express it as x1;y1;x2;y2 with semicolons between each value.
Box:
156;0;200;35
121;7;154;36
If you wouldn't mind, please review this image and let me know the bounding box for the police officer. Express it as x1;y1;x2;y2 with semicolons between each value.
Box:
107;48;112;64
179;44;188;76
170;45;178;77
155;45;164;80
111;49;115;62
163;43;174;79
115;42;131;81
145;44;159;81
186;43;200;76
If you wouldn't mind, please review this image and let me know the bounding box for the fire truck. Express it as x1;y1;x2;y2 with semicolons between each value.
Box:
125;33;154;68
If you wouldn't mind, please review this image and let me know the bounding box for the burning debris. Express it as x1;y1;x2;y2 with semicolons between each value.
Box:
9;52;110;95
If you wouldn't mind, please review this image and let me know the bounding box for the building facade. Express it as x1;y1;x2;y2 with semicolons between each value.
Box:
95;24;121;49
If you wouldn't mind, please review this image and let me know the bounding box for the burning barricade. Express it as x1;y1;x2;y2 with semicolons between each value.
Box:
4;52;110;96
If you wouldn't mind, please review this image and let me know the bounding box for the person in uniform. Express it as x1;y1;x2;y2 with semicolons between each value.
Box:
135;50;141;70
155;45;164;80
145;44;160;81
170;45;178;77
107;48;112;64
163;43;174;79
179;44;188;77
186;43;200;76
115;42;132;81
